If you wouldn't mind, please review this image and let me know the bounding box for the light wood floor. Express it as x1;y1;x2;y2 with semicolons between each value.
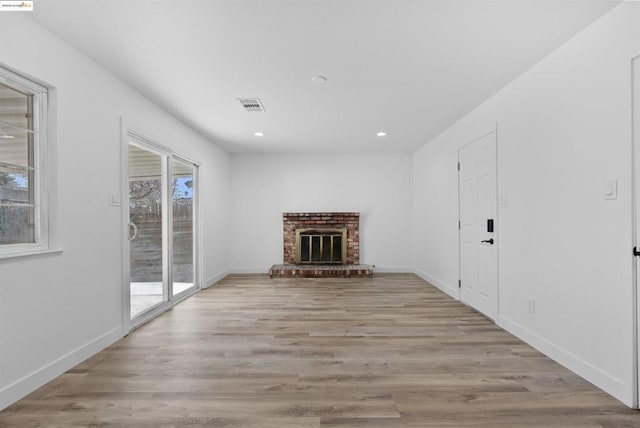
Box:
1;274;639;427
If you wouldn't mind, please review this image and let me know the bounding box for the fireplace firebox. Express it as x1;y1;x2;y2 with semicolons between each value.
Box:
295;228;347;265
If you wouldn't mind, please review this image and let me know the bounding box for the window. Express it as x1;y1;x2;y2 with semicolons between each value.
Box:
0;66;50;257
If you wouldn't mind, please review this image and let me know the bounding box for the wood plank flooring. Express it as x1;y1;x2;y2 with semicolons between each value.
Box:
1;274;638;427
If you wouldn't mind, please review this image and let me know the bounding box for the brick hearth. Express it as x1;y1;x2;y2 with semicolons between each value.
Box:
269;264;373;278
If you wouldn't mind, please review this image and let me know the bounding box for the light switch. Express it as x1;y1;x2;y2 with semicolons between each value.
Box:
603;179;617;200
109;192;121;207
499;193;508;208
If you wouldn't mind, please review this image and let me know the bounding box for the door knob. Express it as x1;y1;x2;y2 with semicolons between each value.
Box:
481;239;494;245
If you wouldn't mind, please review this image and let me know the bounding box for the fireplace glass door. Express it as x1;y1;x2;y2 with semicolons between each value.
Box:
295;228;347;265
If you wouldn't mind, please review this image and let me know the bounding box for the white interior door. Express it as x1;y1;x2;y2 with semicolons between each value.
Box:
459;131;498;320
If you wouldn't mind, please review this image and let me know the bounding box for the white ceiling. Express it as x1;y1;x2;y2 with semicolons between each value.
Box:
30;0;618;153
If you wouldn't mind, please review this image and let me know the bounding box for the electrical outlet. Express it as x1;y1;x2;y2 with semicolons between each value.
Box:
528;298;535;314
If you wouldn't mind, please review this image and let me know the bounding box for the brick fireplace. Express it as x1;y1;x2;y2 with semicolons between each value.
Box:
269;212;373;278
283;212;359;264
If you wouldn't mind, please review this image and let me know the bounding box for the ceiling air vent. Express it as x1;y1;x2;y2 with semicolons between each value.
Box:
238;98;266;112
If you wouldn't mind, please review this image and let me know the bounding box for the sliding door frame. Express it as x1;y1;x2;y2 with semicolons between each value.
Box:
121;120;201;334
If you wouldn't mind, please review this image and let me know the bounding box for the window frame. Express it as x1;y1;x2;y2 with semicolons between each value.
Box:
0;66;52;259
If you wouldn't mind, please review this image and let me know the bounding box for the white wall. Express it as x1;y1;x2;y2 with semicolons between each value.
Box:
0;15;230;409
230;153;413;272
413;3;638;406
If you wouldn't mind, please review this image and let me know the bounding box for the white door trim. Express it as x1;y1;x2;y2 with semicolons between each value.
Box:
120;119;130;335
631;56;640;409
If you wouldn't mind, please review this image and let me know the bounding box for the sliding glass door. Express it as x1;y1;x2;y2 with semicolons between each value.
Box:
128;143;167;318
171;158;196;297
127;136;198;324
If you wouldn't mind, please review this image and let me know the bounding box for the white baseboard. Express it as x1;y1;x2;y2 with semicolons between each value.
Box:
497;314;630;407
0;326;123;411
204;268;231;288
411;269;632;407
228;266;414;275
372;266;413;273
414;268;460;300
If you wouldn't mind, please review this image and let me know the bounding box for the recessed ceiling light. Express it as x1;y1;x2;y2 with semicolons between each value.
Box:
377;131;387;137
311;75;327;86
254;132;264;137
